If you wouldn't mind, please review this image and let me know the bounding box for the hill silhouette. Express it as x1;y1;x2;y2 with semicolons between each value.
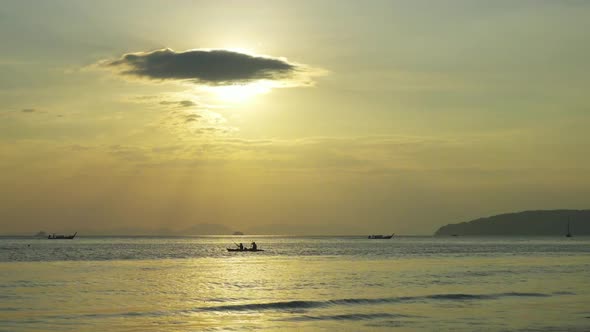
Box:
435;210;590;236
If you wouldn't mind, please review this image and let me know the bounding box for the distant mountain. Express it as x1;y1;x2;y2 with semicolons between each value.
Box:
435;210;590;236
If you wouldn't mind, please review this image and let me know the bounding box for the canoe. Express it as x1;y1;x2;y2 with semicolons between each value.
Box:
227;248;265;252
48;232;77;239
368;233;394;239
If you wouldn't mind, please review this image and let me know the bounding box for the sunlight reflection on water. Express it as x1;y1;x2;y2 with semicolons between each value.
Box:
1;237;590;331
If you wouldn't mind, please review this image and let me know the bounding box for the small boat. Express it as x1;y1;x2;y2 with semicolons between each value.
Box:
48;232;77;239
227;248;264;252
368;233;394;239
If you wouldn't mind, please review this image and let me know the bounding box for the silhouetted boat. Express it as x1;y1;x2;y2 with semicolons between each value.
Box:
566;218;572;238
368;233;394;239
227;248;264;252
48;232;77;239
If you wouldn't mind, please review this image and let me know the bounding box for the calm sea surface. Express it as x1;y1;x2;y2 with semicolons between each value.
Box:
1;236;589;331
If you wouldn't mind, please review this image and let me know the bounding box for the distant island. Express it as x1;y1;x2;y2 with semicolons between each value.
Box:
435;210;590;236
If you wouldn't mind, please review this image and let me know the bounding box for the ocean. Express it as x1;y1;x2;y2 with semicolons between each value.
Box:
1;236;589;331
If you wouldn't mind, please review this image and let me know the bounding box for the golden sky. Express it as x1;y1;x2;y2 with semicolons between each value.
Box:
1;1;589;235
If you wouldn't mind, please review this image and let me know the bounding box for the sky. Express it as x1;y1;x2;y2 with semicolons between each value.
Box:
1;0;589;235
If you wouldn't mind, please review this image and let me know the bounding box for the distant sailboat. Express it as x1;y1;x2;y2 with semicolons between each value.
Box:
566;218;572;238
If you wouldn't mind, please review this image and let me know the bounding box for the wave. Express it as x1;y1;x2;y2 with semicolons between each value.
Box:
196;291;556;312
278;312;409;321
425;292;550;300
15;291;566;323
197;300;324;311
552;291;576;295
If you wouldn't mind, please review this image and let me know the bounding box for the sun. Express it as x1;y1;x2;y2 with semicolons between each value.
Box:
210;81;272;103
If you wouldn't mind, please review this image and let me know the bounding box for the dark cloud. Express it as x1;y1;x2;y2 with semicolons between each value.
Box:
160;100;197;108
178;100;196;107
184;114;201;122
101;48;298;84
195;127;231;135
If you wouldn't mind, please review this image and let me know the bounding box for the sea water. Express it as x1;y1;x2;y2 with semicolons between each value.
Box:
1;236;589;331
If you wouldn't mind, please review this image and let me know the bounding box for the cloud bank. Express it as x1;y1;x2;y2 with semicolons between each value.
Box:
99;48;305;85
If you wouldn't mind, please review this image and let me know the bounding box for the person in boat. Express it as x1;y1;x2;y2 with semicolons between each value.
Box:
238;243;244;250
251;241;257;250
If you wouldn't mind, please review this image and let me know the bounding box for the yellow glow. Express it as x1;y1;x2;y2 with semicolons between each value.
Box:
223;47;257;55
211;82;271;103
